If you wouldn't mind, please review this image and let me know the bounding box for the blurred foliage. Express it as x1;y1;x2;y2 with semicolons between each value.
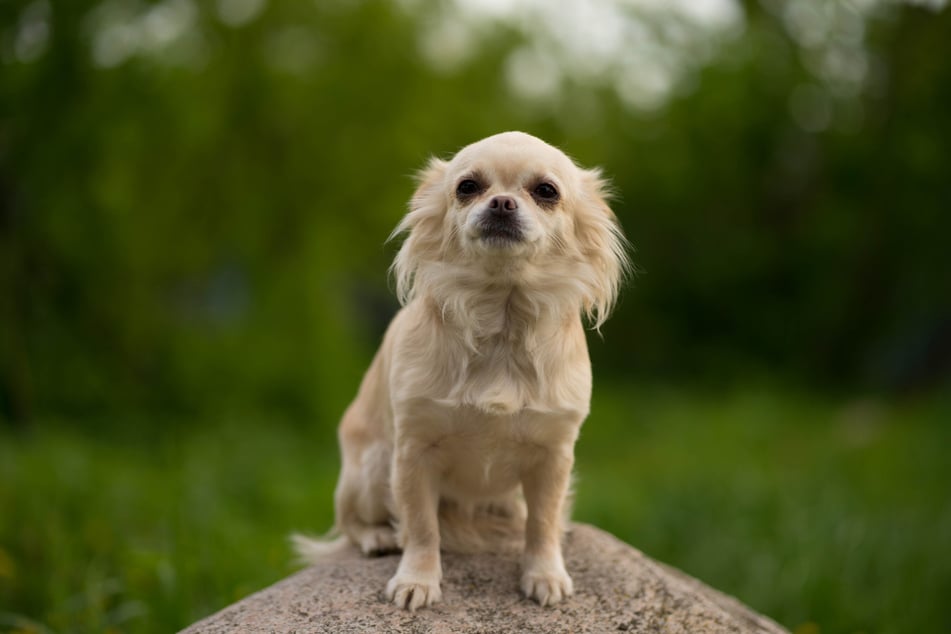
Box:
1;0;950;424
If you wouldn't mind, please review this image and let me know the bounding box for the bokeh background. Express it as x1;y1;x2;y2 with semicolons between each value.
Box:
2;0;950;632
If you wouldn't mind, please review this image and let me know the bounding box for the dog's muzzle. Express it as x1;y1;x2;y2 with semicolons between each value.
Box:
478;195;524;245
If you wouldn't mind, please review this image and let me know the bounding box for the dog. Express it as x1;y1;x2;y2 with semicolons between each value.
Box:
294;131;629;611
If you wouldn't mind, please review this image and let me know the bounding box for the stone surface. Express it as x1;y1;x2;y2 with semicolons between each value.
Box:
182;523;788;633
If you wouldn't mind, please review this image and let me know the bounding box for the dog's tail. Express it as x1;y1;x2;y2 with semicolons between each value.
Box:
290;529;351;564
291;504;525;564
293;489;570;561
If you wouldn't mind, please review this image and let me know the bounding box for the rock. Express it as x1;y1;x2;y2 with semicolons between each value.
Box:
181;523;788;633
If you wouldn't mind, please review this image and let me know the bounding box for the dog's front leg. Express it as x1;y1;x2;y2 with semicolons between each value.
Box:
521;447;574;607
386;436;442;611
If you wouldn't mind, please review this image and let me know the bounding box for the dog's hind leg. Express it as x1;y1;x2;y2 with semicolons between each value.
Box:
335;406;399;556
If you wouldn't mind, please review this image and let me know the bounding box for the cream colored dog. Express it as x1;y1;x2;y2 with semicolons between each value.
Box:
294;131;629;611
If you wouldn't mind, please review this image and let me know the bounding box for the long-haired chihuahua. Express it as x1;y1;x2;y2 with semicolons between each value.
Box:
294;131;630;611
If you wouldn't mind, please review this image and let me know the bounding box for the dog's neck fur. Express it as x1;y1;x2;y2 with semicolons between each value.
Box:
420;257;582;352
435;265;586;409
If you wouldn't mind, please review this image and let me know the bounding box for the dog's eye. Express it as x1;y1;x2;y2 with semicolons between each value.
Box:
533;182;559;203
456;179;482;197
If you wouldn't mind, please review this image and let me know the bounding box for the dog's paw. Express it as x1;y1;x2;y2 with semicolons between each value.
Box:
357;525;399;556
385;574;442;611
521;568;574;607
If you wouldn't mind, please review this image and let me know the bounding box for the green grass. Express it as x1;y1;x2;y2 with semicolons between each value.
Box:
577;385;951;634
1;386;949;633
0;417;340;633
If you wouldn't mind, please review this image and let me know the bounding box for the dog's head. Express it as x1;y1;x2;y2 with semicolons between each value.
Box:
392;131;630;328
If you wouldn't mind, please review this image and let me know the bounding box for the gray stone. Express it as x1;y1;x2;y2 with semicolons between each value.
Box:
182;523;788;633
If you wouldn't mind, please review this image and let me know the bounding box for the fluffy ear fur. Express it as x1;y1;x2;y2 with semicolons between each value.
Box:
573;168;632;329
389;158;449;305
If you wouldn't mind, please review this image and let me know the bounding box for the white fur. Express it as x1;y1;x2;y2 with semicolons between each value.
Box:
294;131;630;611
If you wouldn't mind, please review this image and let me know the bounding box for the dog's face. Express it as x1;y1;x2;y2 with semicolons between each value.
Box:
392;131;629;327
446;133;580;258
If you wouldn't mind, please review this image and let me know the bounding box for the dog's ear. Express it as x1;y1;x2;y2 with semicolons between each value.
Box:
389;158;449;305
573;168;632;329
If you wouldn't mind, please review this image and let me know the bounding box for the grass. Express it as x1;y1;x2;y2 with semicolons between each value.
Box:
1;385;949;633
577;385;951;634
0;417;339;633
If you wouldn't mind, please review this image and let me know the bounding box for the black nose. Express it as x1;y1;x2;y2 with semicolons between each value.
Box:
488;195;518;213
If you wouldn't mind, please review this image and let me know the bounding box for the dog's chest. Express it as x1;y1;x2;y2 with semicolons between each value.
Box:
457;335;539;415
432;406;573;498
